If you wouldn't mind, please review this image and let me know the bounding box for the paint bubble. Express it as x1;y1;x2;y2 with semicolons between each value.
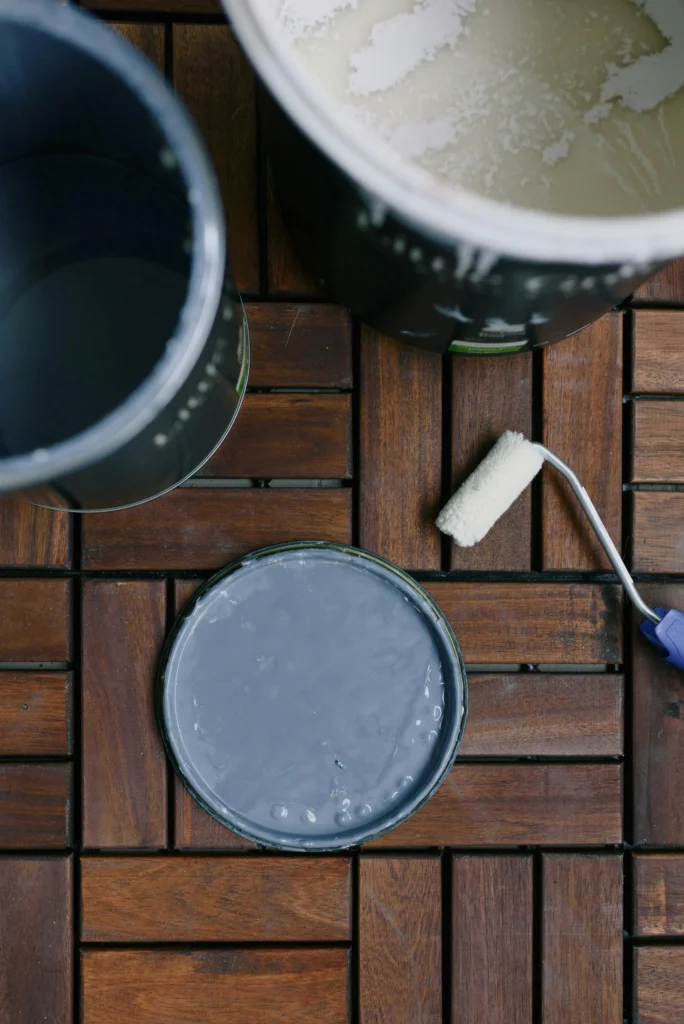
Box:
305;809;317;824
271;804;288;820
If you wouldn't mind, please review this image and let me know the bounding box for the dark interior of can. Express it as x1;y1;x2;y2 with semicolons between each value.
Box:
0;22;191;458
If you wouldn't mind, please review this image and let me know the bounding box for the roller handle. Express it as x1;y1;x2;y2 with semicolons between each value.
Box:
641;608;684;671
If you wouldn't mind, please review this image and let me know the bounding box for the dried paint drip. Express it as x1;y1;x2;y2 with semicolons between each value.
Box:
257;0;684;217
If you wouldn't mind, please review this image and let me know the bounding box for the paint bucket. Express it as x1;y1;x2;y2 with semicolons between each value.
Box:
0;0;248;511
159;542;467;850
224;0;684;354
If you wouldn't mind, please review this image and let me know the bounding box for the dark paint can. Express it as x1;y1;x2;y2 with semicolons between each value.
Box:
159;543;467;850
224;1;683;355
0;0;247;510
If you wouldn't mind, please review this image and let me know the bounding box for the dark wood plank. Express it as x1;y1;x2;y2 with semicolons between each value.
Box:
0;856;72;1024
632;492;684;573
634;855;684;936
633;584;684;846
82;856;351;942
112;22;165;69
82;581;167;849
632;401;684;482
82;489;352;570
359;856;441;1024
246;303;353;389
543;314;622;570
0;495;70;568
450;354;532;570
0;579;71;662
451;856;533;1024
198;393;352;479
635;947;684;1024
360;329;442;570
0;764;72;848
633;260;684;304
459;674;623;757
268;181;320;295
82;948;349;1024
0;672;71;756
542;855;623;1024
370;764;622;847
424;583;623;664
632;311;684;393
173;26;259;294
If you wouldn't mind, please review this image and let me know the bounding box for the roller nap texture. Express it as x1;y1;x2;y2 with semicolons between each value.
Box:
436;431;545;546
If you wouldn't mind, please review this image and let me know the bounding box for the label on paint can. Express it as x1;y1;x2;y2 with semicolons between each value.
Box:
448;338;529;355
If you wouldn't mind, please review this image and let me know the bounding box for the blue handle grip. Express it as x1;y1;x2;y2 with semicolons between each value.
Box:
641;608;684;671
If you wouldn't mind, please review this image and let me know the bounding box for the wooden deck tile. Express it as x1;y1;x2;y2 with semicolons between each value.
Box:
632;400;684;482
633;261;684;304
0;495;71;568
245;303;352;389
0;764;72;848
632;492;684;572
634;947;684;1024
0;579;71;662
632;311;684;393
112;22;165;69
634;854;684;936
0;672;71;756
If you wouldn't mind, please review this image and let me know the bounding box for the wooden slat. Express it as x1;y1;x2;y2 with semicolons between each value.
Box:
82;581;167;849
359;856;441;1024
198;393;352;479
459;674;623;757
0;856;72;1024
171;579;255;849
246;303;353;389
112;22;165;69
370;763;622;847
632;492;684;573
632;311;684;393
451;856;533;1024
360;329;442;570
82;949;349;1024
633;584;684;846
0;495;70;568
542;855;623;1024
633;260;684;304
543;315;622;570
0;672;71;756
82;489;352;570
424;583;623;664
173;26;259;293
635;947;684;1024
0;579;71;662
268;182;320;295
82;856;351;942
634;855;684;936
632;401;684;482
0;764;72;848
450;354;532;570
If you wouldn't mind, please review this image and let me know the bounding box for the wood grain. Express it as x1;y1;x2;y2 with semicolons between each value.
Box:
0;495;70;568
0;764;72;848
633;584;684;846
82;581;167;849
632;311;684;393
173;26;259;293
542;855;623;1024
82;489;352;570
370;764;622;847
359;856;441;1024
450;354;532;570
82;949;349;1024
246;303;352;389
634;855;684;936
198;393;352;479
459;674;623;756
112;22;165;69
634;947;684;1024
82;856;351;942
360;329;442;570
632;400;684;482
0;579;71;662
268;181;320;295
424;583;623;664
451;856;533;1024
633;261;684;304
632;492;684;573
543;315;622;570
0;672;71;756
0;856;72;1024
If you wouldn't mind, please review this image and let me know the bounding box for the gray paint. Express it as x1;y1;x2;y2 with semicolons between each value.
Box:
161;544;466;850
